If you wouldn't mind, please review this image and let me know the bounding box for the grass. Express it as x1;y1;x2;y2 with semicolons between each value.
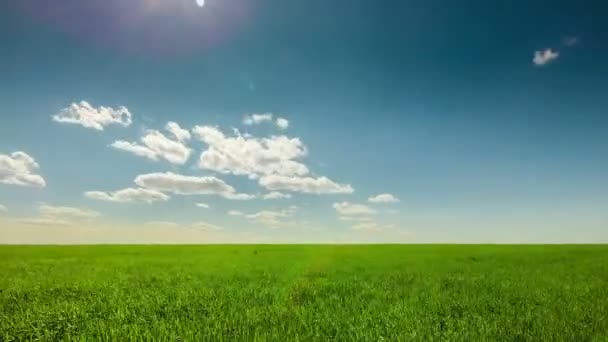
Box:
0;245;607;341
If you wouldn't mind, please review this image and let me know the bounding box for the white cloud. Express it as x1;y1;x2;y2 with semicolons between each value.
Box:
368;193;400;203
85;188;169;203
111;128;191;165
134;172;254;200
222;193;256;200
263;191;292;200
533;49;559;66
333;202;376;216
0;151;46;188
0;204;6;213
196;203;210;209
166;122;191;142
352;222;394;233
52;101;132;130
276;117;289;130
38;204;100;219
245;209;295;227
190;221;223;231
193;126;309;177
243;113;273;125
228;210;244;216
259;175;353;194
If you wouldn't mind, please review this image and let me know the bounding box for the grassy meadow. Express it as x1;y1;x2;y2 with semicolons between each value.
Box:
1;245;607;340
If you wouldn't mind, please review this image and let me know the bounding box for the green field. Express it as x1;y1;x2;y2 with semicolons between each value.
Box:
1;245;607;340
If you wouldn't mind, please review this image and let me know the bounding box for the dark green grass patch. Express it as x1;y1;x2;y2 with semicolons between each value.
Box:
1;245;607;340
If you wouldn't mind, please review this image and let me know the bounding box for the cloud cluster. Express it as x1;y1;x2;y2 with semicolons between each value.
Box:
85;188;170;203
86;172;254;204
368;193;400;203
112;122;191;164
53;101;132;130
194;126;309;177
134;172;254;200
533;49;559;66
0;151;46;188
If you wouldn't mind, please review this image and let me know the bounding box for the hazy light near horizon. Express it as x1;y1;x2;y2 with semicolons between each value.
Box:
196;0;205;7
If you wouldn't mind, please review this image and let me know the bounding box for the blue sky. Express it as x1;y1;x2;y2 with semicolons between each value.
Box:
1;0;607;243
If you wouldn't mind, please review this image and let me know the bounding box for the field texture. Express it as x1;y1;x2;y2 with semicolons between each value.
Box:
1;245;607;341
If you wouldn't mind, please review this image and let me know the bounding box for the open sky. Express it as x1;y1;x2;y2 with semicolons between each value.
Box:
1;0;607;243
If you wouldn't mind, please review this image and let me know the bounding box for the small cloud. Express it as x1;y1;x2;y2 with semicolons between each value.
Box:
243;113;273;126
563;36;579;46
15;217;71;227
0;204;7;213
190;221;223;231
0;151;46;188
368;193;400;203
196;203;210;209
259;175;353;194
333;202;376;216
263;191;292;200
52;101;132;130
245;208;296;227
85;188;170;204
533;48;559;66
228;210;244;216
276;117;289;130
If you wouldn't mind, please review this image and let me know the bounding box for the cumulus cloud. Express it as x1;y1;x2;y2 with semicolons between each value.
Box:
134;172;255;200
52;101;132;130
228;210;244;216
196;203;210;209
111;127;191;165
276;117;289;130
190;221;223;231
259;175;353;194
0;151;46;188
193;126;309;177
85;188;169;203
533;49;559;66
333;202;376;216
243;113;273;125
368;193;400;203
263;191;292;200
166;122;191;142
38;204;100;219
